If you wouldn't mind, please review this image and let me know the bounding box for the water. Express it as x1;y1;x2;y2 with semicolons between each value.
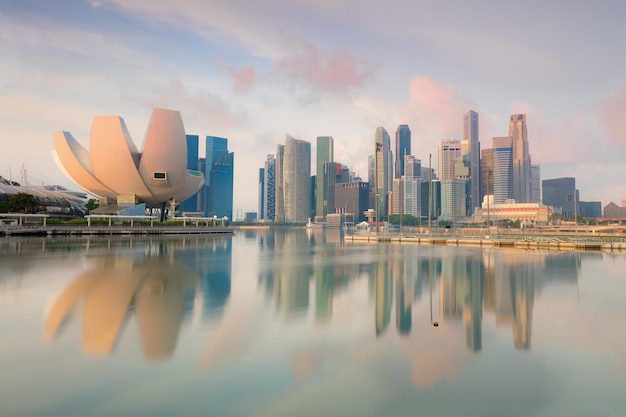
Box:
1;229;626;417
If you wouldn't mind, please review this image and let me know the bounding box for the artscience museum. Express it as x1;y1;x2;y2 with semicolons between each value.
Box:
53;108;205;216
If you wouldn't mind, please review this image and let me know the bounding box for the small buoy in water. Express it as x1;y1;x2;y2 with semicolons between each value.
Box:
433;322;439;327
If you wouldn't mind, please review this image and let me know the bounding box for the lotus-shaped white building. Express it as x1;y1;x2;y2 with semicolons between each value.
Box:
53;108;204;208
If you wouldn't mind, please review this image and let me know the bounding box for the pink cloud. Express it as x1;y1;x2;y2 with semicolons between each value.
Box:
135;80;245;132
228;64;257;93
276;40;373;91
401;75;478;148
595;89;626;151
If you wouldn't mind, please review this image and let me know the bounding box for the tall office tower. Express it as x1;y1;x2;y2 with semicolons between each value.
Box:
509;114;531;203
282;135;311;223
263;154;276;221
375;127;393;218
315;136;334;218
258;167;265;219
438;139;462;181
492;137;514;204
275;144;285;222
530;164;541;203
335;181;370;222
481;148;494;203
464;111;480;215
404;155;421;217
179;134;200;214
321;162;347;216
391;178;404;215
440;179;466;221
542;177;577;220
205;136;234;219
395;125;411;179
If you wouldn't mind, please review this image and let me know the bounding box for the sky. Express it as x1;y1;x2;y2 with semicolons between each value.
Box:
1;0;625;215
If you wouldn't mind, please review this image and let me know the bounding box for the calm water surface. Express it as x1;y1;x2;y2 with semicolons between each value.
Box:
1;229;626;417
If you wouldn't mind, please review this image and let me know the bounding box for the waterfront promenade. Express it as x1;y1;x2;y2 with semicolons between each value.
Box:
345;230;626;252
0;224;233;237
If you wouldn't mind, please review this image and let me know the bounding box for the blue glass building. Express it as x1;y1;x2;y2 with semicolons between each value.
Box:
179;135;200;214
205;136;234;220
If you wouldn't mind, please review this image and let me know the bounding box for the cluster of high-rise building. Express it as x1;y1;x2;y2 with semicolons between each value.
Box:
256;111;611;224
179;135;234;220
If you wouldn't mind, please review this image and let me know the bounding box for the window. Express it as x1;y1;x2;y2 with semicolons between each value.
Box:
153;172;167;180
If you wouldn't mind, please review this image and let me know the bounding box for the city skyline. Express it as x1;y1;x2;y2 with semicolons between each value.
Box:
1;1;625;215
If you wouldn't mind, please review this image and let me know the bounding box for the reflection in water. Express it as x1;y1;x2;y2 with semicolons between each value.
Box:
44;238;232;361
258;230;583;357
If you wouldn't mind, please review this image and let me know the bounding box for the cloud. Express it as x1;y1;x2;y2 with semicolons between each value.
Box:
595;89;626;151
275;40;373;92
228;65;257;93
131;80;245;133
400;75;478;156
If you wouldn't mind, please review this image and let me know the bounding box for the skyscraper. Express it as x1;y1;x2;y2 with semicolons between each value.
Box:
404;155;421;217
509;114;531;203
438;139;461;181
463;111;480;214
316;136;334;219
263;154;276;221
530;164;541;203
375;127;393;218
203;136;234;219
542;177;577;220
481;148;494;204
395;125;411;179
282;135;311;223
258;167;265;220
179;134;200;214
275;144;285;222
492;137;513;204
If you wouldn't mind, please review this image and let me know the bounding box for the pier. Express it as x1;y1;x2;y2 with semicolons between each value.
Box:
344;234;626;252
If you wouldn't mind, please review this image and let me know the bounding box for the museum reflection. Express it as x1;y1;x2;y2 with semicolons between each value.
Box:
44;237;232;361
41;229;589;363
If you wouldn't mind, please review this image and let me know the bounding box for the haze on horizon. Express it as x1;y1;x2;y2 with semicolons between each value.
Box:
1;0;625;214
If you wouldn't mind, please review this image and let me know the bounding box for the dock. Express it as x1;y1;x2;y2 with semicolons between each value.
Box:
344;234;626;252
0;225;233;237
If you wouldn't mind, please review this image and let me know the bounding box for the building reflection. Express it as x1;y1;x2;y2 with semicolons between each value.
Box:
44;237;232;361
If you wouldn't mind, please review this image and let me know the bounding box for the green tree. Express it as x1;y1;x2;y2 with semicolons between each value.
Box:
8;193;41;213
0;175;20;186
85;198;100;214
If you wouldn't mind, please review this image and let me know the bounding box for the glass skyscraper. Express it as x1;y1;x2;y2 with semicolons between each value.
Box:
395;125;411;179
492;136;514;204
463;111;480;214
316;136;334;219
277;135;310;223
179;134;200;214
375;127;392;218
205;136;233;219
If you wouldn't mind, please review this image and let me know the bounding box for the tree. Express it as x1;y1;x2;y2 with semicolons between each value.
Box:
8;193;41;213
0;175;20;186
85;198;100;214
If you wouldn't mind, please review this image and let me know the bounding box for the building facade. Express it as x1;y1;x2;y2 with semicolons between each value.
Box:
438;139;461;181
334;181;370;222
464;110;480;215
281;135;311;223
262;154;276;221
375;127;393;218
205;136;234;219
492;137;513;204
509;114;531;203
542;177;577;220
315;136;334;218
395;125;411;179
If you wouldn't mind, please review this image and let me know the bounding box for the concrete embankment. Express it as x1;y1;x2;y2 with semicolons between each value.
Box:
344;235;626;252
0;226;233;237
